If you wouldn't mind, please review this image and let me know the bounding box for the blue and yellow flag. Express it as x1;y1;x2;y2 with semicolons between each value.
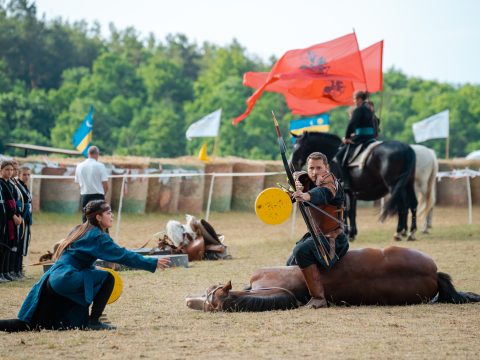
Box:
72;106;93;157
290;114;330;142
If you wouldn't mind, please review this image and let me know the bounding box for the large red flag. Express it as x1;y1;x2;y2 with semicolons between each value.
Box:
233;33;365;124
242;40;384;117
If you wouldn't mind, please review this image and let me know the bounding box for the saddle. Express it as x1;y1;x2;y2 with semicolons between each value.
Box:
347;140;382;169
156;215;231;261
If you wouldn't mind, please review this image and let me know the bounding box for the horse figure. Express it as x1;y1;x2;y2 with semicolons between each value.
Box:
186;246;480;312
290;132;418;241
410;144;438;233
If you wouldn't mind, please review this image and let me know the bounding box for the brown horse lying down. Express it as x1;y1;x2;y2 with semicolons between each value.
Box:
186;246;480;312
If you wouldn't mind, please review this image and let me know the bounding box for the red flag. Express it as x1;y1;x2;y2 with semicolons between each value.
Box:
242;40;384;117
355;40;384;93
233;33;365;124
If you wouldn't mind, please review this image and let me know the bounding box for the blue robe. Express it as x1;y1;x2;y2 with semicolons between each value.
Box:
18;227;157;328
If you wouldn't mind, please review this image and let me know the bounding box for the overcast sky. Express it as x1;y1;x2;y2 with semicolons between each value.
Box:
35;0;480;85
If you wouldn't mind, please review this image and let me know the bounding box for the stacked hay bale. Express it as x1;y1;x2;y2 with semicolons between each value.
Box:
437;159;480;206
231;159;266;212
263;160;286;190
40;166;79;213
203;160;233;212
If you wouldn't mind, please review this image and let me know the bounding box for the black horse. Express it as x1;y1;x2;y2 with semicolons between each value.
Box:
290;132;417;241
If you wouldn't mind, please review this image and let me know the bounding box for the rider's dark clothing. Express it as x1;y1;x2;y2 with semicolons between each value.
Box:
286;172;348;270
336;102;376;188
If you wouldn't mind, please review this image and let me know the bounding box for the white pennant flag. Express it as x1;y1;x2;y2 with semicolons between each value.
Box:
186;109;222;140
412;110;449;143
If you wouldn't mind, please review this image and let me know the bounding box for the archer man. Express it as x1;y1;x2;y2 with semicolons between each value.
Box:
287;151;349;308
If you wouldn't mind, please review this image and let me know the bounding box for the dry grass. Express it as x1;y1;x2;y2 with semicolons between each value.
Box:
1;206;480;360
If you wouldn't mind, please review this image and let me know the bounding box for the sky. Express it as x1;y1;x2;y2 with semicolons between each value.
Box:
34;0;480;85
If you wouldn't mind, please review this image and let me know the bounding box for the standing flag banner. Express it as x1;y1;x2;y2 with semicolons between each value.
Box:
186;109;222;140
72;106;94;157
290;115;330;142
412;109;450;158
239;37;384;119
186;109;222;162
233;33;366;124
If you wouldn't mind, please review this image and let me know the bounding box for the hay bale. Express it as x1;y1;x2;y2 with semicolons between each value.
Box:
31;176;41;213
436;177;469;206
111;169;148;213
177;165;205;215
231;161;266;212
471;176;480;205
40;167;79;213
146;169;180;213
203;162;233;212
263;161;287;190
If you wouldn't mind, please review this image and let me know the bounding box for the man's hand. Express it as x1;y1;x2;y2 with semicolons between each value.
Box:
342;137;353;144
13;214;22;226
293;190;311;202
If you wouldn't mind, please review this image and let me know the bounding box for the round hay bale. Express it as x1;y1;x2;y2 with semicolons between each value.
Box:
146;169;180;213
263;161;287;190
203;163;233;212
231;161;266;212
177;165;205;215
40;167;79;213
111;169;148;213
436;177;469;206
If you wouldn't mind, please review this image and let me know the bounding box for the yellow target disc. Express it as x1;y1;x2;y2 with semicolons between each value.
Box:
98;267;123;304
255;188;293;225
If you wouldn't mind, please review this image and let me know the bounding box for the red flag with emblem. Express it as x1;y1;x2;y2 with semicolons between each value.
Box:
233;33;365;124
241;39;384;117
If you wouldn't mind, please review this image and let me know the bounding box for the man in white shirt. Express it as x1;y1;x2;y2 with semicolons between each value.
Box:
75;146;109;222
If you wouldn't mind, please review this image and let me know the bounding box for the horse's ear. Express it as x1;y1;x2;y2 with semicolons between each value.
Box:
224;281;232;292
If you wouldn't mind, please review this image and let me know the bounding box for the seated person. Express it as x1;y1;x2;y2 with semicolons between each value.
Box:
0;200;170;332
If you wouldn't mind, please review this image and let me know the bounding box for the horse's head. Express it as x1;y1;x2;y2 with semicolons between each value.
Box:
290;131;342;171
290;132;310;171
185;281;232;312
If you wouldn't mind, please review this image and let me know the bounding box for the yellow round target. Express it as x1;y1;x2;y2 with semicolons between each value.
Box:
98;267;123;304
255;188;293;225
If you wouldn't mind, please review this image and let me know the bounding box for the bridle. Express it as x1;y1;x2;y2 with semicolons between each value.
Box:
203;285;224;312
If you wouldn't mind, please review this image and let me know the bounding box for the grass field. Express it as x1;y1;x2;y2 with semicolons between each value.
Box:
1;206;479;360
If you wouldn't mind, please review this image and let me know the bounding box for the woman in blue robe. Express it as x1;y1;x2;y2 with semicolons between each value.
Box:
0;200;170;331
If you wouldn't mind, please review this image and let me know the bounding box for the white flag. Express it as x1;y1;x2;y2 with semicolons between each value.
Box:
412;110;449;143
186;109;222;140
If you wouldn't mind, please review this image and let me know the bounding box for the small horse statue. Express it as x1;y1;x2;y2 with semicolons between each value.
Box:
290;132;418;241
186;246;480;312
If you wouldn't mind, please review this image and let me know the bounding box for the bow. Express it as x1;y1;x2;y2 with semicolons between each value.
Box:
271;111;330;266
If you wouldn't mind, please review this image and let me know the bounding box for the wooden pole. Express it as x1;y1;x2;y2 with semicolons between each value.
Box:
445;137;449;159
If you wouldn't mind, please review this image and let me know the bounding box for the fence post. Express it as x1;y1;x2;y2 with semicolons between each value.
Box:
205;174;216;222
115;175;126;240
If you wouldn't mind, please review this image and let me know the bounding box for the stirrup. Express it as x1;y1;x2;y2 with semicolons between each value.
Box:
304;297;327;309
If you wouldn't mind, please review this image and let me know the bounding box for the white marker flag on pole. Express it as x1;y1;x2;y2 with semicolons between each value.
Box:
412;110;449;143
186;109;222;140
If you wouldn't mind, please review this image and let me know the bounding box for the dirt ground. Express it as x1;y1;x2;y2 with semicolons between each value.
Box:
1;206;479;360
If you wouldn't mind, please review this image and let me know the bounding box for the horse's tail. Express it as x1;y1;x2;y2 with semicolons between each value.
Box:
435;272;480;303
379;146;416;222
417;150;438;220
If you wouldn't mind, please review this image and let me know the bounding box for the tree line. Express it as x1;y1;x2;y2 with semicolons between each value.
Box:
1;0;479;159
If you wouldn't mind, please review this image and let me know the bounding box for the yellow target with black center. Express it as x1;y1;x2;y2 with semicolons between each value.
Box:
255;188;293;225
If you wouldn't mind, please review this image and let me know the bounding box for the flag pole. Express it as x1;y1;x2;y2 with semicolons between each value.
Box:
212;136;220;157
445;136;449;159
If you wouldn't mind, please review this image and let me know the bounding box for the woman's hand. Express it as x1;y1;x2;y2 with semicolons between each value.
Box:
293;190;311;202
157;257;171;270
13;214;22;226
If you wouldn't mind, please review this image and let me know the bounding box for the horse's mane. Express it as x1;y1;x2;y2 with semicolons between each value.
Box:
298;131;342;145
221;292;300;312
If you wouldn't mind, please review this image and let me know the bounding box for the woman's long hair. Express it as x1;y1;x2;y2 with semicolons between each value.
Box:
53;200;111;260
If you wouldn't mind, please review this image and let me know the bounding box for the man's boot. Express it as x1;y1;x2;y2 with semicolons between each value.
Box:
301;264;327;309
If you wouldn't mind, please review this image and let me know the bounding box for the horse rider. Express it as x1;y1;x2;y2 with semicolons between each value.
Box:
287;152;349;308
335;90;376;189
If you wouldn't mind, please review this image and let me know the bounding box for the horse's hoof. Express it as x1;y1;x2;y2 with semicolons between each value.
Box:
349;237;355;242
407;235;416;241
400;230;407;237
393;234;402;241
421;229;429;234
